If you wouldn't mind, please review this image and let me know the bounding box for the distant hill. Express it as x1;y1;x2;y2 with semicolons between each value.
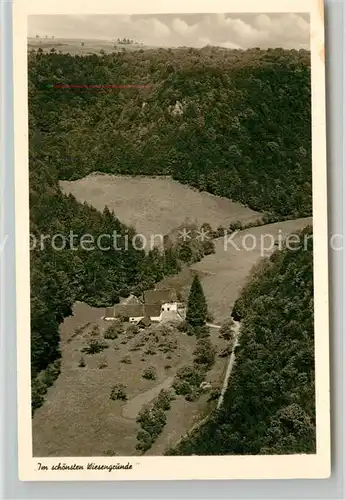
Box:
28;37;153;55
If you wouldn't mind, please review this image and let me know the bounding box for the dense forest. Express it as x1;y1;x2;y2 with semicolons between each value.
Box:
29;47;311;217
168;226;315;455
28;46;312;412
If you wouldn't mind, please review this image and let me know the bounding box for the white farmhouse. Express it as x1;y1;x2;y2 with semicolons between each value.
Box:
104;288;183;324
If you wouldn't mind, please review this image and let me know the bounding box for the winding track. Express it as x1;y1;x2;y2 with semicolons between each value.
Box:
217;321;241;409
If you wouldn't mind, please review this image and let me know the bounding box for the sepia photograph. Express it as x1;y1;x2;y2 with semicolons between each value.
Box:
13;0;330;481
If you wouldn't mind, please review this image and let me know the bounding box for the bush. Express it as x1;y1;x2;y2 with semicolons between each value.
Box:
126;324;139;336
41;359;61;387
229;221;244;232
231;298;244;321
185;389;201;402
186;324;196;336
142;366;157;380
82;338;108;355
219;319;235;341
164;364;171;371
78;356;86;367
144;347;156;355
136;388;174;452
176;365;206;386
206;312;214;323
129;346;141;352
177;321;188;332
207;389;220;402
173;379;192;396
194;325;210;339
104;323;123;339
202;239;216;256
121;355;132;364
136;429;153;452
215;225;225;238
31;378;48;414
90;325;100;337
173;364;207;398
193;338;215;367
219;346;232;358
98;359;108;369
110;384;127;401
155;389;174;411
117;314;129;322
137;405;166;439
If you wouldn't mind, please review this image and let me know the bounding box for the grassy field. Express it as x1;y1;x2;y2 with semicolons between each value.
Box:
159;217;313;322
32;302;228;457
60;174;262;244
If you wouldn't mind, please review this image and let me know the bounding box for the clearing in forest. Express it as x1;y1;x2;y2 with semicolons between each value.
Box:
60;174;262;243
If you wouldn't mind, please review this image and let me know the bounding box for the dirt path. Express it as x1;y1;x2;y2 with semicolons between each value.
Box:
217;321;240;409
122;377;174;420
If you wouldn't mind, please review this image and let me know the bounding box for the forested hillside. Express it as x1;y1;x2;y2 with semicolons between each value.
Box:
168;226;315;455
29;47;311;217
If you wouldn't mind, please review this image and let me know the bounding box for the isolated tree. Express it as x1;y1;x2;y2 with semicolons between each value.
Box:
186;275;208;328
193;337;215;367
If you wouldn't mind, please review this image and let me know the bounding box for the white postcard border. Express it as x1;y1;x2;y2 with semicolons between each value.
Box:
13;0;330;481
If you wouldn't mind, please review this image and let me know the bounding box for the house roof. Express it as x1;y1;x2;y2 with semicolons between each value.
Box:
105;306;115;318
114;304;144;318
114;303;161;318
143;288;177;304
143;304;162;317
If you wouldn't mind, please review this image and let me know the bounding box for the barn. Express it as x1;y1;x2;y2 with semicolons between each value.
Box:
104;288;183;323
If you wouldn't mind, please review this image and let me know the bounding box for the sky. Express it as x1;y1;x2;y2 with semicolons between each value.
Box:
28;13;310;50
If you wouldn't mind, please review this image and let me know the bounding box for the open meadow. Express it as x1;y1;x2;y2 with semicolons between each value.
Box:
60;174;262;243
